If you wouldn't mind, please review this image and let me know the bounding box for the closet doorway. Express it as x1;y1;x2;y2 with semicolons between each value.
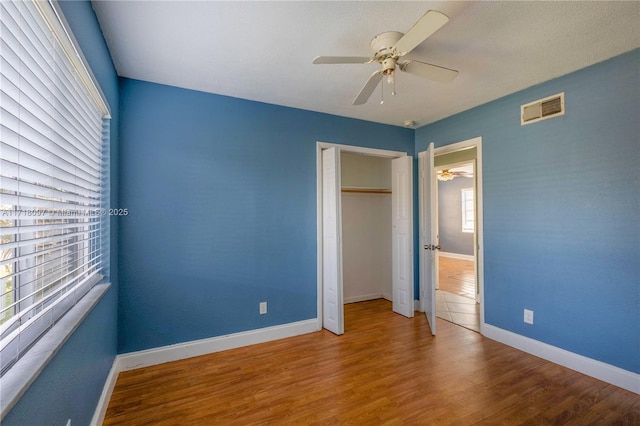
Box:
341;153;393;306
317;142;414;335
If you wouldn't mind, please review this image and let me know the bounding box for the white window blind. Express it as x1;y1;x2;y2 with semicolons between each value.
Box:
0;0;110;375
461;188;474;233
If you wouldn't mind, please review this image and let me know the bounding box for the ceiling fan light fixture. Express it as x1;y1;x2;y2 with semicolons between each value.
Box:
437;169;455;181
382;58;396;83
380;58;396;97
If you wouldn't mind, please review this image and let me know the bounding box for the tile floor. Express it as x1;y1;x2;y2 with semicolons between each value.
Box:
436;290;480;332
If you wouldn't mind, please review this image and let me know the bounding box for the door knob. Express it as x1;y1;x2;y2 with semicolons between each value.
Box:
424;244;442;251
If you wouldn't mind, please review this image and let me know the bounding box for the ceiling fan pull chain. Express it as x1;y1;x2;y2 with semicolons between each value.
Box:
380;77;384;104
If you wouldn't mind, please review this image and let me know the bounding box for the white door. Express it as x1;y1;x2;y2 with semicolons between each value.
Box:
391;155;414;318
419;144;437;334
322;147;344;335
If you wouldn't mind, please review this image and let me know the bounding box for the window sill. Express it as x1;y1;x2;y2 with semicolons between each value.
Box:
0;282;111;420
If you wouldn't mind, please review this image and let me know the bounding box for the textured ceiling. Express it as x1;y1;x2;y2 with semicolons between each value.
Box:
91;1;640;128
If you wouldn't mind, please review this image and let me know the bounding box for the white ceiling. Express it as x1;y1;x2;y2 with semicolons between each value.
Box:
91;1;640;128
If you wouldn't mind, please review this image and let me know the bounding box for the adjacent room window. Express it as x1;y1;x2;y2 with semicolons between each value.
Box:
461;188;474;233
0;0;110;375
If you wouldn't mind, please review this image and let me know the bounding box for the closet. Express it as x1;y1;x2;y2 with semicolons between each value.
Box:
340;153;392;304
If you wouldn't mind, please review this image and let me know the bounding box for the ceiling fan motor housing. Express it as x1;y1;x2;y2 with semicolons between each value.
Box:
370;31;403;60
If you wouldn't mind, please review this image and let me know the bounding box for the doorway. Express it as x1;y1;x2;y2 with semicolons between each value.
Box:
419;137;484;336
316;142;414;335
434;160;479;332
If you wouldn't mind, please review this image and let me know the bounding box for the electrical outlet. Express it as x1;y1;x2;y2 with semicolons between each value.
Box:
524;309;534;325
259;302;267;315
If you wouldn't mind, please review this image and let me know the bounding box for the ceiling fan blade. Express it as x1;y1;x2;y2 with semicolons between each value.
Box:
393;10;449;55
400;60;458;83
313;56;372;64
353;71;383;105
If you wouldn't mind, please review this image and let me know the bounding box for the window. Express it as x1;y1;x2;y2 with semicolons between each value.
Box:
0;0;110;375
461;188;474;233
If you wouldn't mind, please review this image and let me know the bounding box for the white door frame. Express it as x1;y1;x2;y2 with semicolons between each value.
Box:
419;137;485;332
316;142;410;331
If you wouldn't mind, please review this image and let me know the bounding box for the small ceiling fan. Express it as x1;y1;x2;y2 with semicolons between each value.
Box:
313;10;458;105
437;168;473;181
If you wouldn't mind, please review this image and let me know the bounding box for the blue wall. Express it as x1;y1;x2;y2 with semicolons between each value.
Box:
5;10;637;422
117;79;414;353
438;177;474;256
416;49;640;373
3;1;119;425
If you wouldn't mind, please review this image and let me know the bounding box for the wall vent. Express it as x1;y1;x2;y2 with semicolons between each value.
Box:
521;92;565;125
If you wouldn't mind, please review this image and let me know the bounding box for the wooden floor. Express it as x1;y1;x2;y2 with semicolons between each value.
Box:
438;256;476;299
437;256;480;331
104;300;639;425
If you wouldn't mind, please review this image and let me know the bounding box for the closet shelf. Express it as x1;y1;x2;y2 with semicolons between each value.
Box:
341;187;391;194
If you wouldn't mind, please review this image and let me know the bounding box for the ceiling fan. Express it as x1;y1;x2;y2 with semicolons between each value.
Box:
313;10;458;105
437;168;473;181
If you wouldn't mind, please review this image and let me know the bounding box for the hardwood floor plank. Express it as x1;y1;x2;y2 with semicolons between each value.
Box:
104;300;639;425
438;256;476;299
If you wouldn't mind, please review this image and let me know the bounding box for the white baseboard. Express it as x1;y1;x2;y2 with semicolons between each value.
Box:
90;357;122;426
344;293;393;304
439;252;475;261
118;319;319;371
482;323;640;394
91;319;319;423
344;293;384;304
